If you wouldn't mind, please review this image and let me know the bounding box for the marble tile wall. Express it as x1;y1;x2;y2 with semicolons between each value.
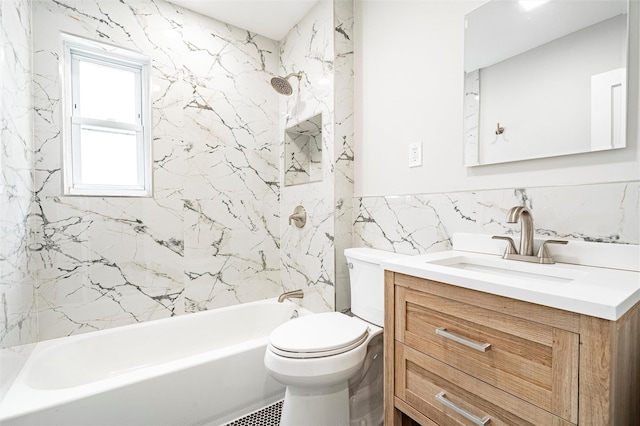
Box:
284;113;324;186
354;182;640;255
31;0;282;340
333;0;355;313
279;0;337;313
0;0;36;400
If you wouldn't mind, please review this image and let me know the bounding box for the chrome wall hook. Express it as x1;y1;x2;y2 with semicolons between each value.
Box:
495;123;505;135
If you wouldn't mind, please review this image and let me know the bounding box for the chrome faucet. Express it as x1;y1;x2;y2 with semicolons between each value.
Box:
506;206;534;256
278;289;304;303
493;206;567;264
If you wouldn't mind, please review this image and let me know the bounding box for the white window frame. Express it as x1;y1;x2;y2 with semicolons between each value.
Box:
61;33;152;197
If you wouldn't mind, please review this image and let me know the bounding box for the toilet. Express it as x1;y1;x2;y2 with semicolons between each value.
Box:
264;248;406;426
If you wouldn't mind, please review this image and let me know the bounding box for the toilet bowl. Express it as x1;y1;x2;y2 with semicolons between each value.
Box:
264;312;381;425
264;248;406;426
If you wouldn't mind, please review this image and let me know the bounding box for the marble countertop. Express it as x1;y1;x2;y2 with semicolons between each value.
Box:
381;233;640;321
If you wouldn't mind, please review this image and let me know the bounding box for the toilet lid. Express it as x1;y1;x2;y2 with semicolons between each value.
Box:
269;312;370;358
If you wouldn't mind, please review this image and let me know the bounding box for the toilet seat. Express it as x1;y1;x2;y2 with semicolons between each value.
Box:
268;312;370;359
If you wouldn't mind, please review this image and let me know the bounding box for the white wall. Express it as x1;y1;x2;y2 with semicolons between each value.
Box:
354;0;640;197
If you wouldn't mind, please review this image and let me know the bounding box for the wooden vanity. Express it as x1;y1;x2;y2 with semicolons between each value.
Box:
384;271;640;425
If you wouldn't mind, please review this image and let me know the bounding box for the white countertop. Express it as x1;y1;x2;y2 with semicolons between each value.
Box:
381;234;640;321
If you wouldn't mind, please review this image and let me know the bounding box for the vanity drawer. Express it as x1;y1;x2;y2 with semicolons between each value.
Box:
395;343;575;426
395;286;579;423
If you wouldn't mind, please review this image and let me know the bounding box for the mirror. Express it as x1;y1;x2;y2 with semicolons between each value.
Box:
464;0;629;166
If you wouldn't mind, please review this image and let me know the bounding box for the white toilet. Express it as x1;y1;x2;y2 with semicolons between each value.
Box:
264;248;405;426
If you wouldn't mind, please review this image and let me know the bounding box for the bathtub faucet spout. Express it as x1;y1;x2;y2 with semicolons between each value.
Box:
278;289;304;303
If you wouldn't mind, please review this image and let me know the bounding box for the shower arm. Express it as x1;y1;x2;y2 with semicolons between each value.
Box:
284;72;303;81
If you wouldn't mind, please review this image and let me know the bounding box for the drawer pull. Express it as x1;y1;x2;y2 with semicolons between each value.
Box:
435;327;491;352
435;391;491;425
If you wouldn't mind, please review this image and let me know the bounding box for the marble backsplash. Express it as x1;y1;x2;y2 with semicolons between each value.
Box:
354;182;640;255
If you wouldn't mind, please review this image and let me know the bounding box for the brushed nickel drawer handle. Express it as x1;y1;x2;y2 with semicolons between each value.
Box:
435;327;491;352
435;391;491;425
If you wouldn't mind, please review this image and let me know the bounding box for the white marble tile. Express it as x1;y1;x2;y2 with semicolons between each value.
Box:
30;0;282;339
281;181;335;313
525;183;639;243
279;0;337;313
354;183;640;259
333;0;355;313
1;0;36;334
183;199;281;312
182;87;279;200
0;0;36;402
32;196;185;339
354;195;454;255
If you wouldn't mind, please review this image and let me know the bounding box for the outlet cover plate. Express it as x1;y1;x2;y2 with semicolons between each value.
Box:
409;142;422;167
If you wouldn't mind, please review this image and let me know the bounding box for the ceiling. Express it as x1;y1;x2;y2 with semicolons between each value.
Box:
165;0;319;41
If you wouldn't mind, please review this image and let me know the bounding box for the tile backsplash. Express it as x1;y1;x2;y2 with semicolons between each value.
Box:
354;182;639;255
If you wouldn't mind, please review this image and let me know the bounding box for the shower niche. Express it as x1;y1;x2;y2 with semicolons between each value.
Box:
284;114;323;186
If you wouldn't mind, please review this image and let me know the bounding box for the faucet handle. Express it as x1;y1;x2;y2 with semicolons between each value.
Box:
288;205;307;228
536;240;568;264
492;236;518;256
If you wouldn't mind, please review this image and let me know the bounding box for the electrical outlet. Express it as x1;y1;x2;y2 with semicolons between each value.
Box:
408;142;422;167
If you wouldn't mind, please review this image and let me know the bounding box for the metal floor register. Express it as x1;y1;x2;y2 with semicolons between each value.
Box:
222;400;283;426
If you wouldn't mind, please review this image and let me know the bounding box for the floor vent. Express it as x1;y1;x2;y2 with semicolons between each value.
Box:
223;400;283;426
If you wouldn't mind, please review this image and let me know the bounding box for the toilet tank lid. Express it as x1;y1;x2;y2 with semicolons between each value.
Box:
344;247;407;264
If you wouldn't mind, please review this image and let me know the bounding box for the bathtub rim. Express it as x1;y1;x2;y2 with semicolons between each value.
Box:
0;298;309;422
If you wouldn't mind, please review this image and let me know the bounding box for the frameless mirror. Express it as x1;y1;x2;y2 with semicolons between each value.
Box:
463;0;629;166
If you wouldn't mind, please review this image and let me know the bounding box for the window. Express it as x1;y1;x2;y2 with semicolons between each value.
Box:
62;34;152;196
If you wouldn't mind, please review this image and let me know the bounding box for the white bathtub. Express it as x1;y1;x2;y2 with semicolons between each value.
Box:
0;299;309;426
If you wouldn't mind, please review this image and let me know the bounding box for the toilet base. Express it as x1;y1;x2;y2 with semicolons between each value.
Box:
279;382;350;426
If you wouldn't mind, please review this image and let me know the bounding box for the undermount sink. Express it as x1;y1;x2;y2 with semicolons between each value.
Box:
425;255;586;283
380;233;640;321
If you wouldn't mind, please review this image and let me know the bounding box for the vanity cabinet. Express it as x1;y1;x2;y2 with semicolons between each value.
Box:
384;271;640;426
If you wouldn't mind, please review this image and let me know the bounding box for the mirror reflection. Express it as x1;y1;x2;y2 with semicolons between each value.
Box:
464;0;629;166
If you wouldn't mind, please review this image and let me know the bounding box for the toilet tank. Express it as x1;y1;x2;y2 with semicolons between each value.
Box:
344;248;407;327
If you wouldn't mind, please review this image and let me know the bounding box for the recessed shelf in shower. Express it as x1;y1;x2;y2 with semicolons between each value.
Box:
284;113;323;187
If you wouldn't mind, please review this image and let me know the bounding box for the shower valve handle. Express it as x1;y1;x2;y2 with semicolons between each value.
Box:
288;206;306;228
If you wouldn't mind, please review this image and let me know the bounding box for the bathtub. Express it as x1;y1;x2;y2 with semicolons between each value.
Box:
0;299;309;426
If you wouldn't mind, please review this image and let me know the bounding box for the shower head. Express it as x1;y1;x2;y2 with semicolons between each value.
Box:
270;72;303;96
